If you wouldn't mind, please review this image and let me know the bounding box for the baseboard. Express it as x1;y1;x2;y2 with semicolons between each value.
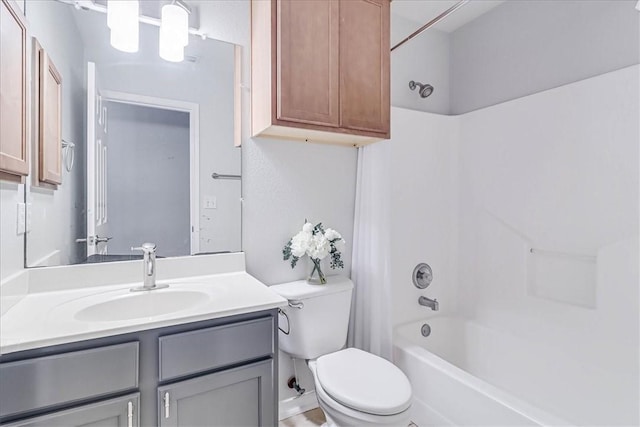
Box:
278;390;319;421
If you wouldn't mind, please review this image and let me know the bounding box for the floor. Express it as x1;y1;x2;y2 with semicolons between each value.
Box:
279;408;326;427
279;408;419;427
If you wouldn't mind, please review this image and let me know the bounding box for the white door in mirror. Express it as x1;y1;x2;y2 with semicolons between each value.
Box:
86;62;110;256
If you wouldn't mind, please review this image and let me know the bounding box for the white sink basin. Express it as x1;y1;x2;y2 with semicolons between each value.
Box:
74;289;210;322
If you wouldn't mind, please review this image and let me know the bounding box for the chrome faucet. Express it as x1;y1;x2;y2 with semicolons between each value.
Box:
130;243;168;291
419;296;439;311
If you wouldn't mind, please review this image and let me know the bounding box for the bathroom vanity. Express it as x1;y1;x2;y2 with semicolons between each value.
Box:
0;311;277;426
0;254;287;427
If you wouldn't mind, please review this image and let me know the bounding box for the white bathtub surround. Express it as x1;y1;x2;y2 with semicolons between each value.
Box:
382;66;639;426
0;252;287;354
348;143;394;359
456;66;639;425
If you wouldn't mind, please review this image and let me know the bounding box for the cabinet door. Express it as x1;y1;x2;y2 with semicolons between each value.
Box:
2;394;140;427
276;0;340;127
339;0;390;135
38;47;63;185
158;360;274;427
0;0;29;178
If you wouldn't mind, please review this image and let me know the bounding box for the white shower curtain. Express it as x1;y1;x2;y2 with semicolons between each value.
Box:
348;141;393;360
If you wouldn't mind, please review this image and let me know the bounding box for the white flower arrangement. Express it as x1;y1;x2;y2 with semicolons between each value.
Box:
283;221;345;284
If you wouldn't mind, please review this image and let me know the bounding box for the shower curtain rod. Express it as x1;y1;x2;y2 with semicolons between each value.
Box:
391;0;470;52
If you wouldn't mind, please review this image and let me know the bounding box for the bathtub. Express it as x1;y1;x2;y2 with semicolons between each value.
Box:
393;316;634;426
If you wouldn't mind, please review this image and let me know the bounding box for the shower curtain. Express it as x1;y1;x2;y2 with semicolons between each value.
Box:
348;141;393;360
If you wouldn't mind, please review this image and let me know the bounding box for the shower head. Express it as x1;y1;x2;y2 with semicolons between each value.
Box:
409;81;434;98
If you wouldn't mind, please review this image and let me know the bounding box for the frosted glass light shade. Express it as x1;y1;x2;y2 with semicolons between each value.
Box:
107;0;139;53
110;24;139;53
159;29;184;62
161;3;189;47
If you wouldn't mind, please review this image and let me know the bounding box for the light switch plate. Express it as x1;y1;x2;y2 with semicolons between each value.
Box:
204;196;217;209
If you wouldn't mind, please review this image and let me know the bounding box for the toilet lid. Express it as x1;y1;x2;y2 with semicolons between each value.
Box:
315;348;412;416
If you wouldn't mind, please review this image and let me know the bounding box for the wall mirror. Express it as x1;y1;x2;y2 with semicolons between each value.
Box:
24;0;241;267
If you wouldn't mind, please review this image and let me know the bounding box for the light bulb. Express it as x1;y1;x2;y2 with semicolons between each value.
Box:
107;0;139;53
161;3;189;47
159;28;184;62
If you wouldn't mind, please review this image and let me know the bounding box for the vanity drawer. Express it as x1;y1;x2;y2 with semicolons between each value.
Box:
158;316;274;381
0;342;139;419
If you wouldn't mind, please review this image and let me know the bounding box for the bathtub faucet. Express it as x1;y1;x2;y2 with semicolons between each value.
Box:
419;296;439;311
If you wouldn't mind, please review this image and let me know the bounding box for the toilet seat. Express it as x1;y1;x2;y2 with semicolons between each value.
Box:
315;348;412;416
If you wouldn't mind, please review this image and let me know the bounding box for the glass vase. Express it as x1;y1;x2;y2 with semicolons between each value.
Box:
308;258;327;284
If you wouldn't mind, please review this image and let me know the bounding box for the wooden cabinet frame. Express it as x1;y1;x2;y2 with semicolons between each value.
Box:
0;0;29;181
35;39;63;186
251;0;390;147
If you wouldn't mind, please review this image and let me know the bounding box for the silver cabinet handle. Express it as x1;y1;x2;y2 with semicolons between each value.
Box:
164;392;170;419
127;401;134;427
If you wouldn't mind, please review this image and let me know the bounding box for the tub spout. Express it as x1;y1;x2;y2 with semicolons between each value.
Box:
419;296;439;311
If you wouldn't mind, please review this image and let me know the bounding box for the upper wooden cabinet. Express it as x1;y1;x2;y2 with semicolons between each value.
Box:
0;0;29;180
251;0;390;147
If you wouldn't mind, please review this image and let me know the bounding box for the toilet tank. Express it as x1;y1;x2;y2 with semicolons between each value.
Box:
271;277;354;360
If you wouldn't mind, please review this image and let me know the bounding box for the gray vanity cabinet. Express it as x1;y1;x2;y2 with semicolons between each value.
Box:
3;394;140;427
0;310;278;427
158;360;274;426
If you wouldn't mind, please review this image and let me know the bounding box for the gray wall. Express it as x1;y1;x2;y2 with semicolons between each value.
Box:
391;14;451;114
24;0;87;267
242;138;358;286
450;0;640;114
107;103;191;257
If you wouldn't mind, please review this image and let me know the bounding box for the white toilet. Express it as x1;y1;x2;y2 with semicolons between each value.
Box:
271;277;412;427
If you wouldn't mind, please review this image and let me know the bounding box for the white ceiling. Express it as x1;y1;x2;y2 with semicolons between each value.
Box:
392;0;505;33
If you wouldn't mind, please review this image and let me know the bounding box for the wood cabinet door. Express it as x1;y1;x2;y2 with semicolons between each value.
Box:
38;48;63;185
0;0;28;178
157;360;274;427
276;0;340;128
339;0;390;135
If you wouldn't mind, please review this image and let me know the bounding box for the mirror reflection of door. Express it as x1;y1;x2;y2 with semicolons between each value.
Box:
86;62;110;257
105;100;192;259
85;64;196;262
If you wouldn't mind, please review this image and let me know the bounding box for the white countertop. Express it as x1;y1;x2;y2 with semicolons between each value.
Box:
0;271;287;355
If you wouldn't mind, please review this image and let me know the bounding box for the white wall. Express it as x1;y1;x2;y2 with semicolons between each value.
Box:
24;0;86;267
0;183;25;281
455;65;638;425
391;14;451;114
107;103;191;257
450;0;640;114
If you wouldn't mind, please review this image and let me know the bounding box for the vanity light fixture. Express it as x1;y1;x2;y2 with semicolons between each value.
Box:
159;0;190;62
107;0;139;53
